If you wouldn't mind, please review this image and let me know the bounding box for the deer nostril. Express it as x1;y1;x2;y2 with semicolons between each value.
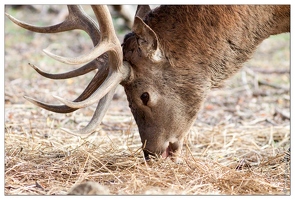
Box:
161;145;172;159
143;150;151;161
143;149;159;161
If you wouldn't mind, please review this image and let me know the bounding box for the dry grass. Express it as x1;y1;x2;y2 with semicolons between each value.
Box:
4;115;290;195
4;5;290;195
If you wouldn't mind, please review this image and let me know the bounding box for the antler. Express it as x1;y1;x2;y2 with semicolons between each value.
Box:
6;5;131;134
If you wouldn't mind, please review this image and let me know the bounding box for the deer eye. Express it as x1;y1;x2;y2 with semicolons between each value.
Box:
140;92;149;106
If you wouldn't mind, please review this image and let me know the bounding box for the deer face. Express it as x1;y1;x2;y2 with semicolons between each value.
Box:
121;17;207;159
123;74;199;158
122;48;192;158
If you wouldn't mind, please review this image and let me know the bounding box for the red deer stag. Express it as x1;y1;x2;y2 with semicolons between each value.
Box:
6;5;290;160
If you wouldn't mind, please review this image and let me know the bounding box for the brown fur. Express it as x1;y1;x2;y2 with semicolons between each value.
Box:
121;5;290;159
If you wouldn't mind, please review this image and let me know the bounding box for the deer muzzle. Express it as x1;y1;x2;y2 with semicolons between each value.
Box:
143;140;181;160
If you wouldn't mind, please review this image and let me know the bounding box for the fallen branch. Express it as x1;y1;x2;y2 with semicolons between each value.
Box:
258;79;289;91
244;67;289;92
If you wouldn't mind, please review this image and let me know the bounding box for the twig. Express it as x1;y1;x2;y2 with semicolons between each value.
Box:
258;79;289;91
266;118;278;126
252;89;288;97
35;181;45;191
244;67;289;91
275;107;290;120
250;67;290;74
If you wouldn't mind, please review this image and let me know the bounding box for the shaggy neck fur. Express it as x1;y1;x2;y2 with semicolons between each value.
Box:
144;5;290;88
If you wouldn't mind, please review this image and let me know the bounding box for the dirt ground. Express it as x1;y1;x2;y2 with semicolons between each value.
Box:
4;5;290;195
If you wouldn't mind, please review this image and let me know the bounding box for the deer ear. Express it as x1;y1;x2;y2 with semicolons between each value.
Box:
132;16;163;62
135;5;151;19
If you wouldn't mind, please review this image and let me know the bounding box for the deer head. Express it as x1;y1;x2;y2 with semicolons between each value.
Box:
120;6;212;159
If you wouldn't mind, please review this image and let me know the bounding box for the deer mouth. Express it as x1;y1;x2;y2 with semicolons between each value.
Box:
161;143;174;158
143;142;177;160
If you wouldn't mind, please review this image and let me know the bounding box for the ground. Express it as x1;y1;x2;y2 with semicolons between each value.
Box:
4;5;290;195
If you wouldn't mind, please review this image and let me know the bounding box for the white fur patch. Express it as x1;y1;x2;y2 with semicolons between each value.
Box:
152;48;164;62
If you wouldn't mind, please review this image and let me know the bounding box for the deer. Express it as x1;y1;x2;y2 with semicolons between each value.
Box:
6;5;290;161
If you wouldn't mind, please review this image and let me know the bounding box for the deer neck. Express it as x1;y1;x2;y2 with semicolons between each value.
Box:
145;6;290;88
206;5;290;87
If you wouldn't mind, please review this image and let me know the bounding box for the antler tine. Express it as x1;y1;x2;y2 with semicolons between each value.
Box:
53;69;126;109
7;5;106;80
91;5;123;70
28;61;97;80
42;5;123;67
61;88;117;135
6;5;101;45
24;61;108;113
